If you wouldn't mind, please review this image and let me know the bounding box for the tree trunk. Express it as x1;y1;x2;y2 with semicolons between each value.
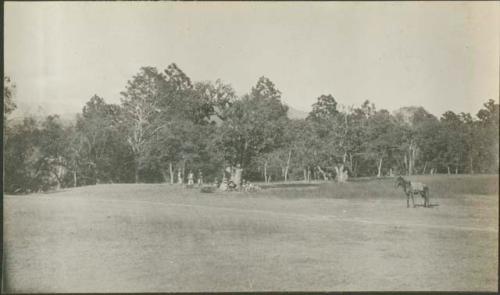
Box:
51;170;62;190
264;161;268;183
352;159;358;178
284;150;292;182
307;167;311;182
178;169;183;185
57;161;66;187
469;156;474;174
422;161;428;175
230;166;235;182
89;160;97;184
348;153;353;173
234;167;243;189
408;151;413;176
455;167;458;174
182;160;185;182
317;166;328;181
377;157;383;178
241;139;248;171
303;168;307;182
135;167;139;183
404;154;408;176
169;162;174;184
447;166;451;175
411;146;416;176
335;164;348;183
161;170;169;183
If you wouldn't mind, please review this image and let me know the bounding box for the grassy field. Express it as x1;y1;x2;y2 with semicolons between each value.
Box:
3;174;498;292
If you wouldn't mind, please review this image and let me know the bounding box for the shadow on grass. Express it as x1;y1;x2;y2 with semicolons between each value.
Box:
260;183;321;190
42;189;71;195
413;203;440;208
348;176;394;183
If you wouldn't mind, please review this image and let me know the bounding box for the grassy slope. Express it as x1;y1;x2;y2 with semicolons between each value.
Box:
4;175;498;292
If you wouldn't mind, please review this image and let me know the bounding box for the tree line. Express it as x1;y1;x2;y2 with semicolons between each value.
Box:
3;64;499;193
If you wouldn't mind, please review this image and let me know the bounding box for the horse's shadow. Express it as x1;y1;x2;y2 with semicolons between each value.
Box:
414;203;439;208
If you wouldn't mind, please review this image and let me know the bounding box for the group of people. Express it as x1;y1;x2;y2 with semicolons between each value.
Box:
212;164;261;192
179;164;261;192
178;170;203;186
215;178;261;192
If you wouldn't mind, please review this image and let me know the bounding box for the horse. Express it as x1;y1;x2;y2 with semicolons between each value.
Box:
395;176;430;208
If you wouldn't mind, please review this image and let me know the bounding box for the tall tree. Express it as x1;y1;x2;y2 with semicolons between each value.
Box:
139;65;229;183
37;115;69;190
76;95;130;184
251;76;282;102
218;77;289;177
288;119;323;181
438;111;468;174
364;109;401;177
475;99;499;173
120;67;167;182
4;117;41;193
308;96;363;182
307;94;339;123
193;79;236;121
393;106;437;175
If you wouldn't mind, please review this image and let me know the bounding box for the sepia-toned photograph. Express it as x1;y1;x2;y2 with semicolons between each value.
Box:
3;1;499;292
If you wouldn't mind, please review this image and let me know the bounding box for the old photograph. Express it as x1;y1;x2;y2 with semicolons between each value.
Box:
3;1;499;292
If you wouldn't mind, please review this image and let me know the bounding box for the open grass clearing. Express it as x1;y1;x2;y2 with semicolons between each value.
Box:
4;174;498;292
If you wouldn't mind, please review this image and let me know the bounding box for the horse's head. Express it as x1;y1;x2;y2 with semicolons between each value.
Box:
394;176;405;188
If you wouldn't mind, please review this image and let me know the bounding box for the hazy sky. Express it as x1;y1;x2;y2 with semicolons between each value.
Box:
5;1;499;118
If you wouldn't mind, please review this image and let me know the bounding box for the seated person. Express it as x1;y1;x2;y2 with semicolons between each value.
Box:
219;178;229;191
227;180;237;190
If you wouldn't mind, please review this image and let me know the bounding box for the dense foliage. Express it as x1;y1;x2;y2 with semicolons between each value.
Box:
3;66;499;193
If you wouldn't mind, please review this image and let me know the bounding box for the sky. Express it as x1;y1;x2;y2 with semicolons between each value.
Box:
4;1;499;118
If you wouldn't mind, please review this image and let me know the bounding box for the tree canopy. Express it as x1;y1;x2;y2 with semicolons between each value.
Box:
3;68;499;193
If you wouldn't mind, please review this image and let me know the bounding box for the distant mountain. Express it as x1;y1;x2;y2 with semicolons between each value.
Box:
8;106;310;126
287;105;309;120
8;111;78;127
58;112;79;125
